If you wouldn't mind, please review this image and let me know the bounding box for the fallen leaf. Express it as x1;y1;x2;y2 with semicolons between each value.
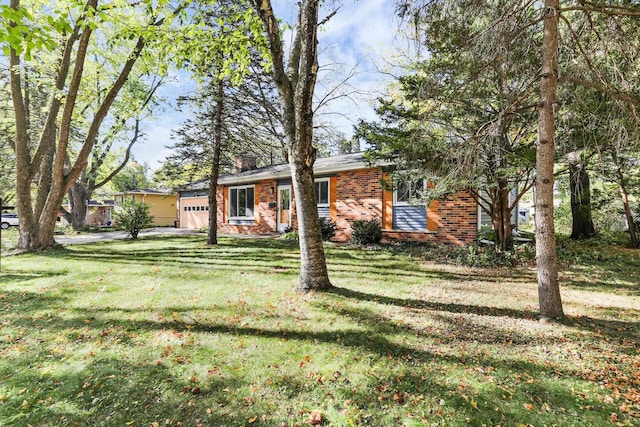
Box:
248;416;258;423
308;410;323;425
470;398;478;409
524;403;534;411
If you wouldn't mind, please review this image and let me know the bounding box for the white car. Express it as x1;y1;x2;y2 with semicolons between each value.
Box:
1;213;19;229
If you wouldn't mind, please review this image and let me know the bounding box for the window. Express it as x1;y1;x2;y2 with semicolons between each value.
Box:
394;178;425;205
315;179;329;206
229;185;255;218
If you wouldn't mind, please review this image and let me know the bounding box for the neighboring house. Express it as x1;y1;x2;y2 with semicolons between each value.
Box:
113;189;177;227
178;152;481;245
59;199;115;227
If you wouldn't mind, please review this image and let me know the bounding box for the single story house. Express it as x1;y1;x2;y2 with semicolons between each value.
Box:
113;189;177;227
177;152;493;245
59;199;115;227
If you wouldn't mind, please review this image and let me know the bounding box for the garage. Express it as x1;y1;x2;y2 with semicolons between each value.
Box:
179;196;210;229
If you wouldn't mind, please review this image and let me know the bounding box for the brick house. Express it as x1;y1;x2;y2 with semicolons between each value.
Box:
177;152;479;245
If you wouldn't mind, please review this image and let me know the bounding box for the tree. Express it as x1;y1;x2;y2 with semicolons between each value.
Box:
361;0;539;250
535;0;564;319
62;76;163;230
250;0;332;292
111;161;152;192
2;0;183;250
113;199;153;239
165;0;275;246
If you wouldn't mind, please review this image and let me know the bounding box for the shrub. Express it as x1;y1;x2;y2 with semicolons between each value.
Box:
279;230;299;241
319;218;337;241
350;219;382;245
113;200;154;239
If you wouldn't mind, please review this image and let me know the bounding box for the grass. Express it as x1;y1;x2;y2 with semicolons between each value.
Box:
0;232;639;426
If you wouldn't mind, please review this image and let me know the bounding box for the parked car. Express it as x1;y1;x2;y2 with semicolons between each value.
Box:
1;213;19;229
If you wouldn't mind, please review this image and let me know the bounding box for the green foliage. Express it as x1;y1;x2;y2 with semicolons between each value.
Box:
392;241;536;268
350;219;382;245
279;229;299;241
111;162;152;192
113;199;153;239
319;217;337;241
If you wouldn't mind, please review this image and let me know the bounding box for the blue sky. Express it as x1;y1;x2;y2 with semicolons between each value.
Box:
132;0;405;170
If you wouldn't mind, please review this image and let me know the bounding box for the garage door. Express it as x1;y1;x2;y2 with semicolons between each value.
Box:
180;197;210;229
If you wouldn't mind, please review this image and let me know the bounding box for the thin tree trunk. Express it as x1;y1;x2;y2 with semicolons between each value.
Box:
569;160;595;239
491;180;513;250
617;167;639;248
536;0;564;320
208;78;224;245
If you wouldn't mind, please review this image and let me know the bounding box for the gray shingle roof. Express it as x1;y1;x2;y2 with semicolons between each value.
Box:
180;152;377;191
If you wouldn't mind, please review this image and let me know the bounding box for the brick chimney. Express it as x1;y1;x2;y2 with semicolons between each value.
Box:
235;156;257;173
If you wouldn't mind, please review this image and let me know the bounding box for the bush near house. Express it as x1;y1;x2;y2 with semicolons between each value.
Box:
350;219;383;245
113;200;154;239
319;218;337;241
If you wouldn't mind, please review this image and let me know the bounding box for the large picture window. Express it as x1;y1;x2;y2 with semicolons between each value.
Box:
315;179;329;206
229;185;255;218
394;178;425;205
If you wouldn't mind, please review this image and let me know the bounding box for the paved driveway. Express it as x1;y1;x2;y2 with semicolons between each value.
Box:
54;227;201;245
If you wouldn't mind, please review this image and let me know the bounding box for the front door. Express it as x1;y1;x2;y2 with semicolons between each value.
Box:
277;185;291;232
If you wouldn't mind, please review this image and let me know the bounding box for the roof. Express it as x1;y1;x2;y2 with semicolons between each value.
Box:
112;189;173;196
87;200;116;207
181;152;381;191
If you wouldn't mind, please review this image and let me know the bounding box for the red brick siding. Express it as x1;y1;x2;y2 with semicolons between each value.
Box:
333;168;384;241
217;179;278;235
381;191;477;245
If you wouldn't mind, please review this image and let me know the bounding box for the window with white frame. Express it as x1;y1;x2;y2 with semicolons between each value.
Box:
394;178;425;205
229;185;255;218
315;179;329;206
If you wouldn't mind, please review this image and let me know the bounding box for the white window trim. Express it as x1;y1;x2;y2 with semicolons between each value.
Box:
393;178;426;206
228;185;255;220
315;178;330;207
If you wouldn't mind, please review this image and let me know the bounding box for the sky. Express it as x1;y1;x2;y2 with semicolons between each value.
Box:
131;0;408;171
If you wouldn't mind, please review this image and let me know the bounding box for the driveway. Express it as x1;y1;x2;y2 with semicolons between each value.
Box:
54;227;202;245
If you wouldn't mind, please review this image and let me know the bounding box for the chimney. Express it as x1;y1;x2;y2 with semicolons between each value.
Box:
235;156;257;173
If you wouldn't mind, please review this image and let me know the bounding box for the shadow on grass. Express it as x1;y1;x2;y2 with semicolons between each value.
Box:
0;269;68;284
1;285;634;426
326;286;540;321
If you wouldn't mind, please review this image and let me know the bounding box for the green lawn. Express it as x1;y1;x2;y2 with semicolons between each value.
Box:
0;234;638;426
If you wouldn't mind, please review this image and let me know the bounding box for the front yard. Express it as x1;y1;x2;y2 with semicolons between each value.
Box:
0;234;638;426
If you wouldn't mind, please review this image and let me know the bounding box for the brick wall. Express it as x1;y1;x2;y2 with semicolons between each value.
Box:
217;179;278;235
381;189;477;245
330;167;477;245
332;169;384;241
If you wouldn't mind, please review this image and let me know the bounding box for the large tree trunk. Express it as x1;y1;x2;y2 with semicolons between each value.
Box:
569;159;595;239
535;0;564;320
617;167;639;248
208;78;224;245
253;0;332;292
68;182;89;230
491;180;513;250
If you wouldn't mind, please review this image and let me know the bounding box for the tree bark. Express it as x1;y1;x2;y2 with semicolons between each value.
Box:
208;78;224;245
569;159;595;239
253;0;332;292
616;167;639;248
491;180;514;250
536;0;564;320
68;182;89;230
